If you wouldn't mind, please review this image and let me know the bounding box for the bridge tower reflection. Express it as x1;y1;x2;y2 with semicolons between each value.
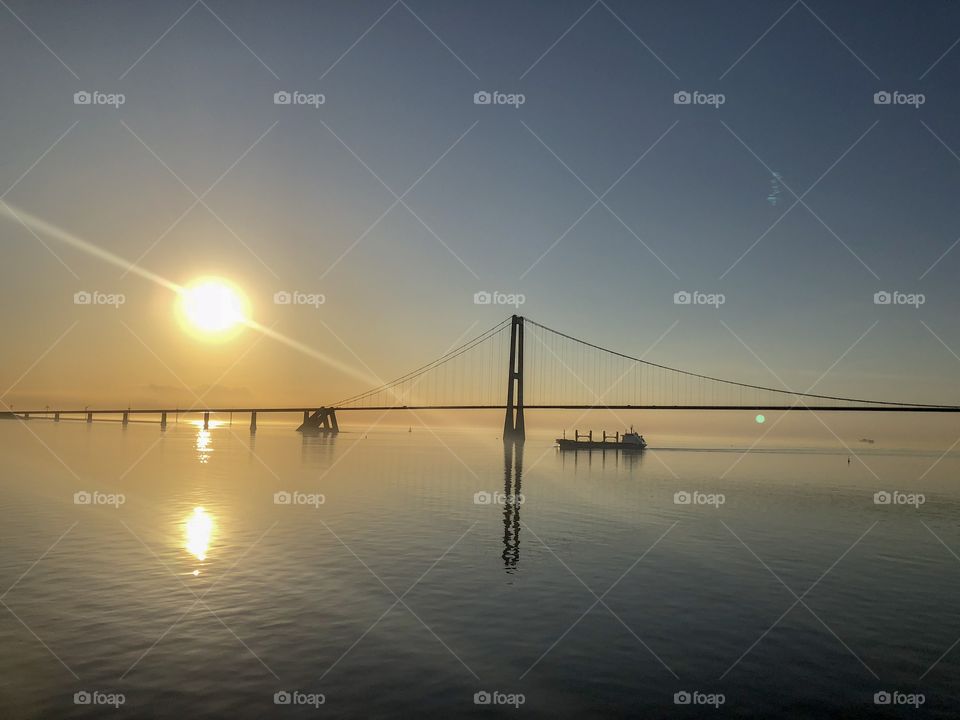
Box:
502;441;523;573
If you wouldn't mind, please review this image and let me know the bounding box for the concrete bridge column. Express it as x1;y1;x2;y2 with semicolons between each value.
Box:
160;412;167;430
296;408;340;434
54;412;60;422
203;412;210;430
86;412;93;423
122;411;129;426
502;315;525;442
250;411;257;432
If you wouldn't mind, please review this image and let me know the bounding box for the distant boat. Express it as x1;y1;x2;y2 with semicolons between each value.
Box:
556;427;647;452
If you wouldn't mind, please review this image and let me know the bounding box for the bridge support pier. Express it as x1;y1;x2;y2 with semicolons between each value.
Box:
160;411;167;430
203;412;210;430
297;408;339;434
503;315;525;442
250;411;257;432
122;411;129;426
86;412;92;423
54;412;60;422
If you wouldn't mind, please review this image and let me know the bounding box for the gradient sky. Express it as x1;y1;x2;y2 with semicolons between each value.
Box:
2;1;959;426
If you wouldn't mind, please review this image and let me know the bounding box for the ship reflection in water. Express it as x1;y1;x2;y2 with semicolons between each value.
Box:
559;443;645;470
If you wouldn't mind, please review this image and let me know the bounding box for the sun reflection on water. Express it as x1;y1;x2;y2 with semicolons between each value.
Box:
195;426;213;463
185;507;214;569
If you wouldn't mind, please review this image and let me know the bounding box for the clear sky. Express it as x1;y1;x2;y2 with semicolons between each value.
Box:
1;1;959;429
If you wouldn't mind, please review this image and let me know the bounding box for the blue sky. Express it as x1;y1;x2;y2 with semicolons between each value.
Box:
1;0;959;412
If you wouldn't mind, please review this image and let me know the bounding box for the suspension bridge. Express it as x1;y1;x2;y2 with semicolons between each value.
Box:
6;315;959;439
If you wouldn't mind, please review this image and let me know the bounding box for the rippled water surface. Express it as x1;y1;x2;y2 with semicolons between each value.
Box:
1;419;959;718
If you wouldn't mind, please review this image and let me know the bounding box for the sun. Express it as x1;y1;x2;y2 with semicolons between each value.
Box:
177;277;249;340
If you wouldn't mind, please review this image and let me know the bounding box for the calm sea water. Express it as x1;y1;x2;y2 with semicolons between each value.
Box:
1;419;959;718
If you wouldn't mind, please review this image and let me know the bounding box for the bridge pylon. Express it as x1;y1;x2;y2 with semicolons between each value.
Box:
503;315;525;442
297;408;339;434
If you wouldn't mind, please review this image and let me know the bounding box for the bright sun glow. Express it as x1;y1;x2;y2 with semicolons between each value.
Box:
178;277;248;339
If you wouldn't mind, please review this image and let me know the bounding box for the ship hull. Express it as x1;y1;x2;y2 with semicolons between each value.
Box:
556;439;646;452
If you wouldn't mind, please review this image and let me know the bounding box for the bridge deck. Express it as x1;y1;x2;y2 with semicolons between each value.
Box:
8;404;960;415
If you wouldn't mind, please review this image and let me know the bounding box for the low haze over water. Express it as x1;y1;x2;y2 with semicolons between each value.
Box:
2;419;959;718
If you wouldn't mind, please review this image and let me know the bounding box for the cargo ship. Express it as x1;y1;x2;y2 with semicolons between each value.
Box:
556;427;647;451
